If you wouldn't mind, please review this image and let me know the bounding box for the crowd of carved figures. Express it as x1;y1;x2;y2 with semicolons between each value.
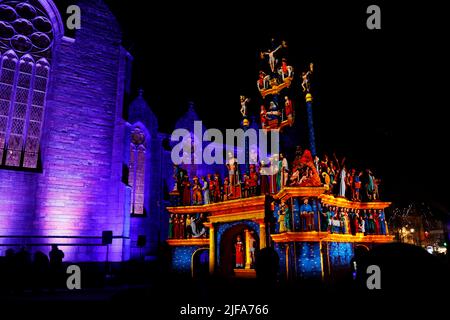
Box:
171;145;381;207
168;213;208;239
255;41;381;200
274;198;387;236
257;40;292;90
256;62;313;129
253;38;314;130
168;38;385;240
315;152;381;202
258;95;295;129
167;198;387;240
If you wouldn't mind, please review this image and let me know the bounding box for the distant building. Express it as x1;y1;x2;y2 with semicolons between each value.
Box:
389;204;448;255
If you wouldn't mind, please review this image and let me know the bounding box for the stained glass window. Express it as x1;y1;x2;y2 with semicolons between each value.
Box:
129;128;146;215
0;1;53;168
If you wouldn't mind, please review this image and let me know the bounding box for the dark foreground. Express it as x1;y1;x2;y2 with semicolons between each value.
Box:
1;243;448;319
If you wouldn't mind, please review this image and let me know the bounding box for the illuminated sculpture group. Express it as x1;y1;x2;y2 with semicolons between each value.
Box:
166;39;394;280
256;40;296;131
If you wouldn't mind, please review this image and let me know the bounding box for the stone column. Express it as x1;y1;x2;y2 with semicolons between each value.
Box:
209;224;215;274
305;93;316;157
245;229;251;269
285;243;290;280
259;222;267;249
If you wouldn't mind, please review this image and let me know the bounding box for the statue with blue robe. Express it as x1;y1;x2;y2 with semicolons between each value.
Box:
273;203;280;233
326;210;333;232
367;210;376;234
168;214;174;238
378;210;387;235
277;155;283;191
293;198;300;231
329;207;336;233
191;214;206;238
299;198;314;231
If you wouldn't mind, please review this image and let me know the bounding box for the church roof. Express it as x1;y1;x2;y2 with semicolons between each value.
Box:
128;89;158;133
174;101;201;132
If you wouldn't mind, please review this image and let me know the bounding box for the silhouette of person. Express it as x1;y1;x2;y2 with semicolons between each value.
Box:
49;244;64;264
255;247;279;286
2;248;16;293
32;251;49;293
15;246;32;293
49;245;64;290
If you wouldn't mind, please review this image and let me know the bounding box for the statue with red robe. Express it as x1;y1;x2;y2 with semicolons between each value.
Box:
279;58;293;81
257;70;269;91
259;160;270;194
280;153;289;188
173;215;180;239
270;155;279;194
213;173;222;201
223;177;230;201
208;174;215;202
248;165;259;196
284;96;294;125
373;210;380;234
234;235;245;268
179;215;185;239
181;176;191;206
298;149;322;187
226;153;238;187
242;174;250;198
260;105;268;128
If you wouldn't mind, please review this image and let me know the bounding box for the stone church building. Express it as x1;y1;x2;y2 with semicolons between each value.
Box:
0;0;176;261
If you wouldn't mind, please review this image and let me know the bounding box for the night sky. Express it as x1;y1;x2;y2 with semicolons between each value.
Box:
104;1;448;210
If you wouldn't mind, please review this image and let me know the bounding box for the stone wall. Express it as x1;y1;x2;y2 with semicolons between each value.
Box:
1;0;127;261
0;0;173;262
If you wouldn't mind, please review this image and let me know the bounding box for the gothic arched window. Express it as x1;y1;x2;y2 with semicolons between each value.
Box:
129;128;146;215
0;1;53;169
